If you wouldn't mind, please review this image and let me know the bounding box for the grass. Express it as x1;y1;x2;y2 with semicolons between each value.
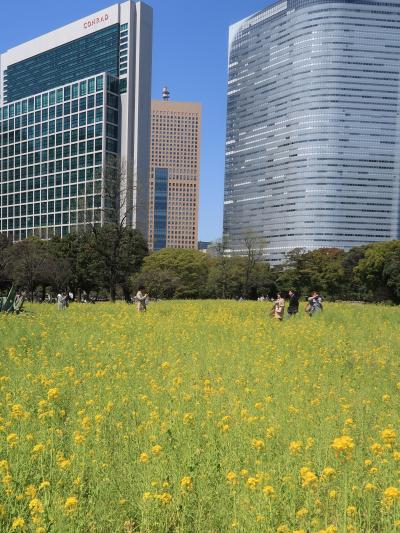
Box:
0;301;399;532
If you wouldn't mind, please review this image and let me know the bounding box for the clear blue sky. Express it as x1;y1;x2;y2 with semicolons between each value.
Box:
0;0;274;242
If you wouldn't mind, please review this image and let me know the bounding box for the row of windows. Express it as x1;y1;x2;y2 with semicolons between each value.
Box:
1;76;105;119
1;226;105;241
119;25;129;76
5;26;119;103
0;165;102;190
0;93;105;131
1;139;103;164
1;182;102;202
1;114;118;148
1;152;104;174
1;195;102;217
0;209;102;230
1;167;101;186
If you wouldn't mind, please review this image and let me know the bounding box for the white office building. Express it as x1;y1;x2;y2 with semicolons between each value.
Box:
224;0;400;263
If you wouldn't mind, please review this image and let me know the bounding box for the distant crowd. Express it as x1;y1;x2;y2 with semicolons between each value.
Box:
35;287;324;318
257;290;323;321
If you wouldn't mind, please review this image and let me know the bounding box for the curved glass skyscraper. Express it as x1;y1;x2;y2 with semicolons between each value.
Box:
224;0;400;263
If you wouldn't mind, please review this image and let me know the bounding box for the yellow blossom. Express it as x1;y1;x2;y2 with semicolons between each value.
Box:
29;498;44;514
25;485;37;498
183;413;194;424
383;486;400;504
331;435;354;459
180;476;193;491
371;442;383;455
156;492;172;504
73;431;85;444
300;466;318;488
276;526;290;533
381;428;396;445
139;452;149;463
64;496;78;513
262;485;275;496
289;440;302;454
226;471;238;485
246;477;260;489
151;444;162;455
11;517;25;530
31;443;45;454
251;438;265;450
321;467;335;479
296;507;308;518
47;388;59;400
7;433;18;447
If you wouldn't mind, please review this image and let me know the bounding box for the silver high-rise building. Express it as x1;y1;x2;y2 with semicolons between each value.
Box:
0;1;152;241
224;0;400;263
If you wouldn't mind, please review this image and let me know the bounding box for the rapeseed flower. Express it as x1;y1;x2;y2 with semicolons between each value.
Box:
64;496;78;513
331;435;354;459
262;485;275;496
180;476;193;491
11;517;25;530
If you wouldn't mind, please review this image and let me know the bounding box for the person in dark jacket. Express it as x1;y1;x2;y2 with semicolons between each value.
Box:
287;290;299;318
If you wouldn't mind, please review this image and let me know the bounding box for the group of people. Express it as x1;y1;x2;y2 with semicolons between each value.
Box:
271;290;323;321
54;286;322;317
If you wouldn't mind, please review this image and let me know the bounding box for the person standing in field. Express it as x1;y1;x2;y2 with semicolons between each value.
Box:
287;290;299;318
307;291;323;316
135;287;148;313
56;292;66;310
271;293;285;321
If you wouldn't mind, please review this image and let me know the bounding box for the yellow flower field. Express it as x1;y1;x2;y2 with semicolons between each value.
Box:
0;301;399;532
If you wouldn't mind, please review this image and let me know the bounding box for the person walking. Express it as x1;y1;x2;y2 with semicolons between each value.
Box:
307;291;323;316
135;287;148;313
287;290;299;318
271;293;285;321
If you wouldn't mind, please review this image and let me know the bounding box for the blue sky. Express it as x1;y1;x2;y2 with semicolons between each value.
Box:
0;0;274;241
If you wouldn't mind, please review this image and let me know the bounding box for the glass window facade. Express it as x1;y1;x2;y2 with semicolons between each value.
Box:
0;73;119;239
153;167;168;250
224;0;400;263
4;25;120;103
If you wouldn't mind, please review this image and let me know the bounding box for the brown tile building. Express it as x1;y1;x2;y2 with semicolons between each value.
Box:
148;90;201;250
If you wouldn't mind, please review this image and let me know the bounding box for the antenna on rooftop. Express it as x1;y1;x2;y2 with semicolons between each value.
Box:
162;86;170;101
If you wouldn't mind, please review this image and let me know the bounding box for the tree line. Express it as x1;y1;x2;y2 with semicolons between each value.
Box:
1;226;400;303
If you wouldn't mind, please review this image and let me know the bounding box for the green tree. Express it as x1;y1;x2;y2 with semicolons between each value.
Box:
50;233;101;297
206;256;245;299
241;231;267;298
89;225;148;302
354;241;400;302
132;269;181;299
0;233;12;291
6;238;52;301
277;248;346;299
383;247;400;301
141;249;209;299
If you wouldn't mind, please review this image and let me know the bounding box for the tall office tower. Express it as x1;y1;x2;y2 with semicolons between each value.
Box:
148;88;201;250
224;0;400;264
0;1;152;241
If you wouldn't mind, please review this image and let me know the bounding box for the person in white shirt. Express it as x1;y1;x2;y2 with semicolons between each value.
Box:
57;293;66;310
135;287;148;312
